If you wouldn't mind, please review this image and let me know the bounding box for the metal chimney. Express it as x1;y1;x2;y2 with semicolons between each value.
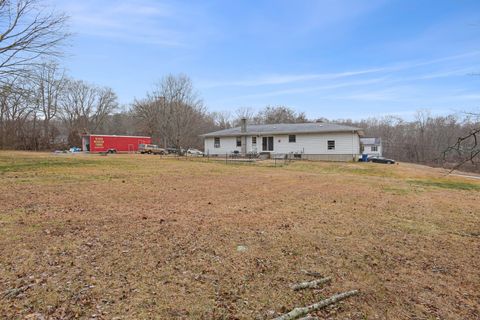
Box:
240;118;247;155
240;118;247;133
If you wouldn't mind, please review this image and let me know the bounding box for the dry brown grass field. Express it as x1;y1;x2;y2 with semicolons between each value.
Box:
0;152;479;319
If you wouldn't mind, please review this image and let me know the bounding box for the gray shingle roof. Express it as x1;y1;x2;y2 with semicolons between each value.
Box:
201;123;363;137
360;137;381;145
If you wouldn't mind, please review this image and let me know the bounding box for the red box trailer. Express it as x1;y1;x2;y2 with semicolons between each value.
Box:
81;134;151;153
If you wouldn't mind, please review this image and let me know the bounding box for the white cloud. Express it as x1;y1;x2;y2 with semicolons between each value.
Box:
221;78;388;101
55;0;191;46
202;51;480;89
200;68;391;88
453;93;480;100
111;2;172;16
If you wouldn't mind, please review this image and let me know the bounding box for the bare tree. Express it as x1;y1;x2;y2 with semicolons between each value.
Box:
232;107;255;126
0;76;35;149
444;112;480;171
254;105;308;124
0;0;69;81
31;61;65;148
333;111;480;171
210;110;232;129
156;74;205;148
134;74;208;148
103;110;137;135
60;79;118;146
228;105;308;126
132;96;162;139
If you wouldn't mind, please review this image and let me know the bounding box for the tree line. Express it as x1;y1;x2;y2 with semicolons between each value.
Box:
0;63;119;150
339;111;480;171
0;0;478;171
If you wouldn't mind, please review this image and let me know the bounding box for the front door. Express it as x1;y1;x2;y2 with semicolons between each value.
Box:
262;136;274;151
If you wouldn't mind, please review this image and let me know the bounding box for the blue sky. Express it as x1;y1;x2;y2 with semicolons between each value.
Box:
50;0;480;120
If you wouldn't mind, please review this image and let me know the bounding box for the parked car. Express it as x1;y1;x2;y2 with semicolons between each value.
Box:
187;148;204;156
165;148;177;154
367;156;395;164
166;147;186;155
138;144;167;155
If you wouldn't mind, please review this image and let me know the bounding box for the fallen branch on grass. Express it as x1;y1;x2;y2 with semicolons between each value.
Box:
273;290;359;320
290;277;331;291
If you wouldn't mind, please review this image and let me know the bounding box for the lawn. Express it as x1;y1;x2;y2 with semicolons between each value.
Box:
0;152;479;319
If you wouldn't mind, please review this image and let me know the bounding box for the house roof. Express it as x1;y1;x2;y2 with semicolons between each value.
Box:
201;122;363;137
360;137;381;145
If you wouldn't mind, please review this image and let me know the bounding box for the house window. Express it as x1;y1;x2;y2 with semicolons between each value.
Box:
262;136;274;151
214;137;220;148
327;140;335;150
236;137;241;147
371;145;378;152
289;135;296;143
252;137;257;145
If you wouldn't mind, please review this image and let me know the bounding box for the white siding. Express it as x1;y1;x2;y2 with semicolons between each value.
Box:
205;132;360;156
204;136;241;155
363;144;382;156
271;132;359;155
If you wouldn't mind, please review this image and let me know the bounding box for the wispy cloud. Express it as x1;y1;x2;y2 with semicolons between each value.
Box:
205;49;480;118
398;50;480;70
202;51;480;89
111;2;172;16
400;67;478;81
329;90;400;102
200;68;390;88
453;93;480;100
220;78;387;102
56;0;193;46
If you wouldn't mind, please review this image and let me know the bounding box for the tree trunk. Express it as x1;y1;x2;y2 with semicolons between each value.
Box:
273;290;359;320
290;277;331;291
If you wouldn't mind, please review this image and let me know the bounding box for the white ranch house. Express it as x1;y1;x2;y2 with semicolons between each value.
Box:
202;121;364;161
